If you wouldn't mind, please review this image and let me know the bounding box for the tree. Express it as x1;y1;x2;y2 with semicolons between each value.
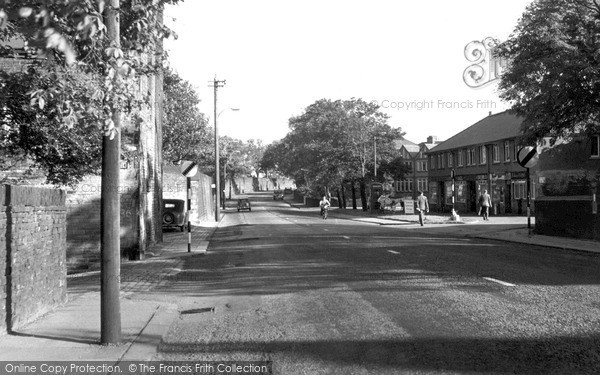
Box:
0;63;103;185
497;0;600;144
0;0;181;184
266;98;404;208
162;69;210;164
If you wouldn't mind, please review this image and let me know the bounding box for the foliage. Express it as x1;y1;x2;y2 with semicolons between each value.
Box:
0;0;182;184
497;0;600;144
263;98;405;198
0;62;103;185
541;170;600;196
162;69;210;164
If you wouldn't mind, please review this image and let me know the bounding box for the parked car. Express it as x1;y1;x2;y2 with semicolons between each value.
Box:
283;188;292;194
237;198;251;212
273;189;284;200
162;199;188;231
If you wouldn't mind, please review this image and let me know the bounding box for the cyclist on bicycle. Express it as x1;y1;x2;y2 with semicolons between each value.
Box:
319;196;331;219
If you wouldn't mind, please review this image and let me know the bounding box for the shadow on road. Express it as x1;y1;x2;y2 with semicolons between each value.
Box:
159;335;600;374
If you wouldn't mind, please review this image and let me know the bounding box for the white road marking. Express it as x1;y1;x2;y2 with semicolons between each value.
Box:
387;250;400;255
342;236;350;239
483;277;516;287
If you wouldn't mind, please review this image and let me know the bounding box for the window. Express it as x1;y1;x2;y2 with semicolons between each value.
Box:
448;152;454;167
513;181;537;200
479;145;487;164
402;179;413;192
514;143;519;161
405;161;413;171
504;140;511;162
398;179;413;192
467;148;475;165
417;178;428;192
421;161;428;171
492;144;500;163
592;135;600;157
438;154;443;169
457;150;464;166
430;155;436;169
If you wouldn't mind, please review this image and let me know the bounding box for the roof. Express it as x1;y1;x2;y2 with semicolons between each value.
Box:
429;111;523;153
393;138;418;150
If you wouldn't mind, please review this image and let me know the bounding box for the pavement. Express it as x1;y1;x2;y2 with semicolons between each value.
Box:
0;222;218;363
0;198;598;364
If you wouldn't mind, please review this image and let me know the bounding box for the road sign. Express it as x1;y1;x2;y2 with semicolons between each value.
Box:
179;161;198;177
517;146;538;169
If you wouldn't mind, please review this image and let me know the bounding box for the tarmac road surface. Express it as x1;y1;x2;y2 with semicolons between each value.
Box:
147;192;600;374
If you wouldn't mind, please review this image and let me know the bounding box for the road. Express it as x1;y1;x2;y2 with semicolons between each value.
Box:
148;192;600;374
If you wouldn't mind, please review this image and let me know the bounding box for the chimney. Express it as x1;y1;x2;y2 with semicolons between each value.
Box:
426;136;437;144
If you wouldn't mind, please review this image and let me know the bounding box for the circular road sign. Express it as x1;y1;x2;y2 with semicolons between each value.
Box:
179;161;198;177
517;146;538;169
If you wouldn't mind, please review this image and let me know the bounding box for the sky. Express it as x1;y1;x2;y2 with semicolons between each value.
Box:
164;0;533;146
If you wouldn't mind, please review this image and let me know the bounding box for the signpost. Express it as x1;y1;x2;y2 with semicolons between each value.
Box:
179;161;198;252
517;147;538;234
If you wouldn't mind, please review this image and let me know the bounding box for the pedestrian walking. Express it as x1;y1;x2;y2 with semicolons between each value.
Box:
416;191;429;226
478;189;491;220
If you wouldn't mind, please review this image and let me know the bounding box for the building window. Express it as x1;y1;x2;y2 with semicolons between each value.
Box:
448;152;454;167
504;140;511;162
514;143;519;161
457;150;464;166
513;181;536;200
399;179;413;192
438;154;443;169
466;148;474;165
405;161;413;171
422;161;428;171
479;145;487;164
430;155;436;169
417;178;428;192
493;144;500;163
592;135;600;157
398;179;414;192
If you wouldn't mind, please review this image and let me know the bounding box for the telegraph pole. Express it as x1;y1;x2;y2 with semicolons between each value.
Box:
101;0;121;344
210;78;226;221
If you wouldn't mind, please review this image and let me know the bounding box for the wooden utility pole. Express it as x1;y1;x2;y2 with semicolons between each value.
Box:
101;0;122;345
210;78;226;221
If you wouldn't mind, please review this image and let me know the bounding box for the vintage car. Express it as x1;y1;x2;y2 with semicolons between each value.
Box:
273;189;284;200
237;198;251;212
162;199;188;231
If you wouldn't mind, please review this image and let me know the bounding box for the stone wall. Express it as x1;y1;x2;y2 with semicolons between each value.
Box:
1;185;67;334
66;171;138;272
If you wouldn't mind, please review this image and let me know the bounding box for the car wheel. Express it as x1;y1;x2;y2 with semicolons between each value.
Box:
163;212;175;225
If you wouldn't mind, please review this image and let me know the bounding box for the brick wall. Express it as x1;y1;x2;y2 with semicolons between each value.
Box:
0;186;6;333
1;184;67;334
